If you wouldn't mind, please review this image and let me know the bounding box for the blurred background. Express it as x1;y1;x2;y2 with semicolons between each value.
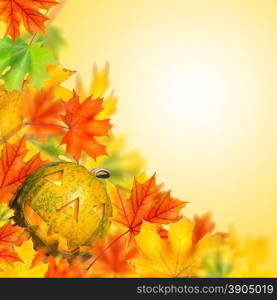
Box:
53;0;276;266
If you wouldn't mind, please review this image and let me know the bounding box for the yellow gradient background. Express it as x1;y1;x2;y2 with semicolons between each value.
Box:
55;0;277;265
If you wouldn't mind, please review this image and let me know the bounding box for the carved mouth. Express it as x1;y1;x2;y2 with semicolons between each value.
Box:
24;203;77;252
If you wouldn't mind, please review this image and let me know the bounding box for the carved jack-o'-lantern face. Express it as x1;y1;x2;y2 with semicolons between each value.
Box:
11;162;112;254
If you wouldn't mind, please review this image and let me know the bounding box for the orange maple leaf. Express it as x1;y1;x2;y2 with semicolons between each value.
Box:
87;231;137;277
192;212;215;247
60;91;112;161
113;175;158;235
0;0;59;41
144;191;186;224
22;88;65;140
113;174;186;237
0;247;22;266
0;221;28;247
31;247;48;269
45;257;85;278
0;211;28;269
0;137;47;204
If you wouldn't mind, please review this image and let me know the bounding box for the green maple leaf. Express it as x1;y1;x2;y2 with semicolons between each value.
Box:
0;37;56;91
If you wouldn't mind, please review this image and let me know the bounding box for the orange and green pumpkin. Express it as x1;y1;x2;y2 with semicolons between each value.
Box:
11;162;112;255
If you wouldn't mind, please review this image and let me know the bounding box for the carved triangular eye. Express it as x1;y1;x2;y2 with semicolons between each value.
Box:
92;168;111;179
58;198;79;222
25;203;44;226
24;203;50;238
44;171;63;186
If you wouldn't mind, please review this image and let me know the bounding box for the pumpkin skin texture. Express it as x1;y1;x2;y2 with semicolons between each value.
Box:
11;162;112;255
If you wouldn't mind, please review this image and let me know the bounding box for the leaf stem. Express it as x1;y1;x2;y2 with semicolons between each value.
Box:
29;9;50;46
25;122;68;130
86;229;130;271
28;32;39;46
0;121;67;145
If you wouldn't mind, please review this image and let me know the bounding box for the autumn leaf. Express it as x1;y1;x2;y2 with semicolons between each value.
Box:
113;175;157;236
0;85;23;141
0;0;59;41
60;91;112;161
0;247;22;266
45;65;75;101
0;37;56;91
131;219;223;277
31;247;48;269
36;26;66;60
0;240;48;277
26;137;67;162
76;64;109;100
226;228;274;277
0;137;47;204
45;257;85;278
75;64;117;119
112;174;186;238
0;221;28;247
86;230;137;278
89;63;110;99
192;212;215;247
0;221;25;269
157;225;168;239
21;87;65;139
144;191;186;225
201;228;276;278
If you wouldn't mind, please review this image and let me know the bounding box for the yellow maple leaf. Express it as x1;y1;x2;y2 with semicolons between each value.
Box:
227;228;275;277
96;91;117;120
200;228;276;277
90;63;109;98
75;64;117;119
131;218;223;277
0;240;48;278
45;65;75;101
0;86;23;141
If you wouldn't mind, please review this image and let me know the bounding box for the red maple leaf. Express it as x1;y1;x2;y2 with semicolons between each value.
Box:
0;221;28;247
60;91;112;161
86;176;186;271
0;0;59;41
192;212;215;247
45;257;85;278
0;137;48;204
113;175;158;236
144;191;186;224
22;87;65;140
0;247;22;266
113;174;187;238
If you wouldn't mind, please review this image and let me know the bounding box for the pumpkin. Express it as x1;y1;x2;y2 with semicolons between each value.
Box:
11;162;112;255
